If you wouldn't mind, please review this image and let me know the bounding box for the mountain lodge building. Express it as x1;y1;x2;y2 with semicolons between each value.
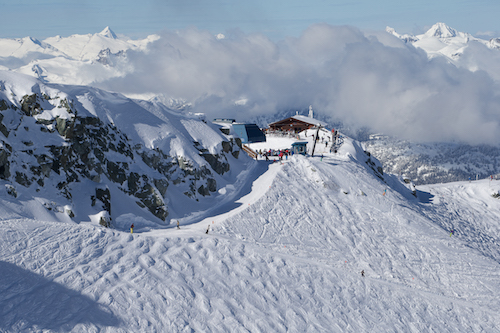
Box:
268;114;327;133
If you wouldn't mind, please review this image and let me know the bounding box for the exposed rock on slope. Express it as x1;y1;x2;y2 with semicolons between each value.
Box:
0;71;245;225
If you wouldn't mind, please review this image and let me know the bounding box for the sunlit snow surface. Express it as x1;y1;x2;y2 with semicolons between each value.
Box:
1;136;500;332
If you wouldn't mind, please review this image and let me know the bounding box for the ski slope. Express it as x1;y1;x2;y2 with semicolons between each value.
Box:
1;137;500;332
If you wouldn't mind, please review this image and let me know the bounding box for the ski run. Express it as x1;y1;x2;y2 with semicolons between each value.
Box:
1;135;500;332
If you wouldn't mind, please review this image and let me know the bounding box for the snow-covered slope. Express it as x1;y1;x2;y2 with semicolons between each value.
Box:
1;30;500;330
1;135;499;332
0;70;247;228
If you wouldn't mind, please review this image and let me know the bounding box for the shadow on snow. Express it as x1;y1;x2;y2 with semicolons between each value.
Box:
0;261;121;331
416;189;434;204
182;161;273;226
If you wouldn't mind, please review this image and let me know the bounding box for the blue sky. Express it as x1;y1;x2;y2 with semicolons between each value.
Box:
1;0;499;39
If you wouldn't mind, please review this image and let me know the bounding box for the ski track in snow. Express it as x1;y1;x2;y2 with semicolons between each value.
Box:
1;146;500;332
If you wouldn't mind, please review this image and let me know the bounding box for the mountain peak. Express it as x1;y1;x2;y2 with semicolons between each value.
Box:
424;22;458;38
23;36;43;46
99;26;117;39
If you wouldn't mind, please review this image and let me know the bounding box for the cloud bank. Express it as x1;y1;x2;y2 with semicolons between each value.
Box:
97;24;500;145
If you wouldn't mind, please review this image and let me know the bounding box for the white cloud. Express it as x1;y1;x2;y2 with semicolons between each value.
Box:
97;24;500;145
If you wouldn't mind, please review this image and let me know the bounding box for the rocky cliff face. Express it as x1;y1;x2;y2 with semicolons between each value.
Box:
0;74;244;226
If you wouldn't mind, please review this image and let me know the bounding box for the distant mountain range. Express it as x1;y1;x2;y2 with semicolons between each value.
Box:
0;27;158;87
387;22;500;59
386;22;500;81
362;134;500;185
2;23;500;185
369;23;500;184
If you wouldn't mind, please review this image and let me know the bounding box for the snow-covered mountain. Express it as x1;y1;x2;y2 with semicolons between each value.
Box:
387;22;496;63
345;22;500;183
3;24;500;186
0;71;247;229
0;27;158;87
1;118;500;331
2;24;500;332
0;27;156;61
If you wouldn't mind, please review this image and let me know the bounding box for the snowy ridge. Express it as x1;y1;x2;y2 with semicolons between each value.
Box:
0;70;248;227
387;22;490;61
1;133;500;331
0;27;159;86
0;27;155;61
1;26;500;331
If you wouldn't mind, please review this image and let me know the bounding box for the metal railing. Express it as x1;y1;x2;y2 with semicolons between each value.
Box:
242;145;257;159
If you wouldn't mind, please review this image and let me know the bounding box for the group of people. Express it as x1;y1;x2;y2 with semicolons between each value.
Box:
256;149;291;161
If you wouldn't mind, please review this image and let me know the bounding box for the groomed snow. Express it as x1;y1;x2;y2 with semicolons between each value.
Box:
1;135;499;332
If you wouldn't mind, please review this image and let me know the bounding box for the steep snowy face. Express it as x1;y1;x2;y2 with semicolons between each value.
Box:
423;22;460;38
0;71;246;226
98;26;118;39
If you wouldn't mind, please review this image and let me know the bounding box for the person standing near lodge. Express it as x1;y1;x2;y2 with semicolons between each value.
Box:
130;224;134;234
